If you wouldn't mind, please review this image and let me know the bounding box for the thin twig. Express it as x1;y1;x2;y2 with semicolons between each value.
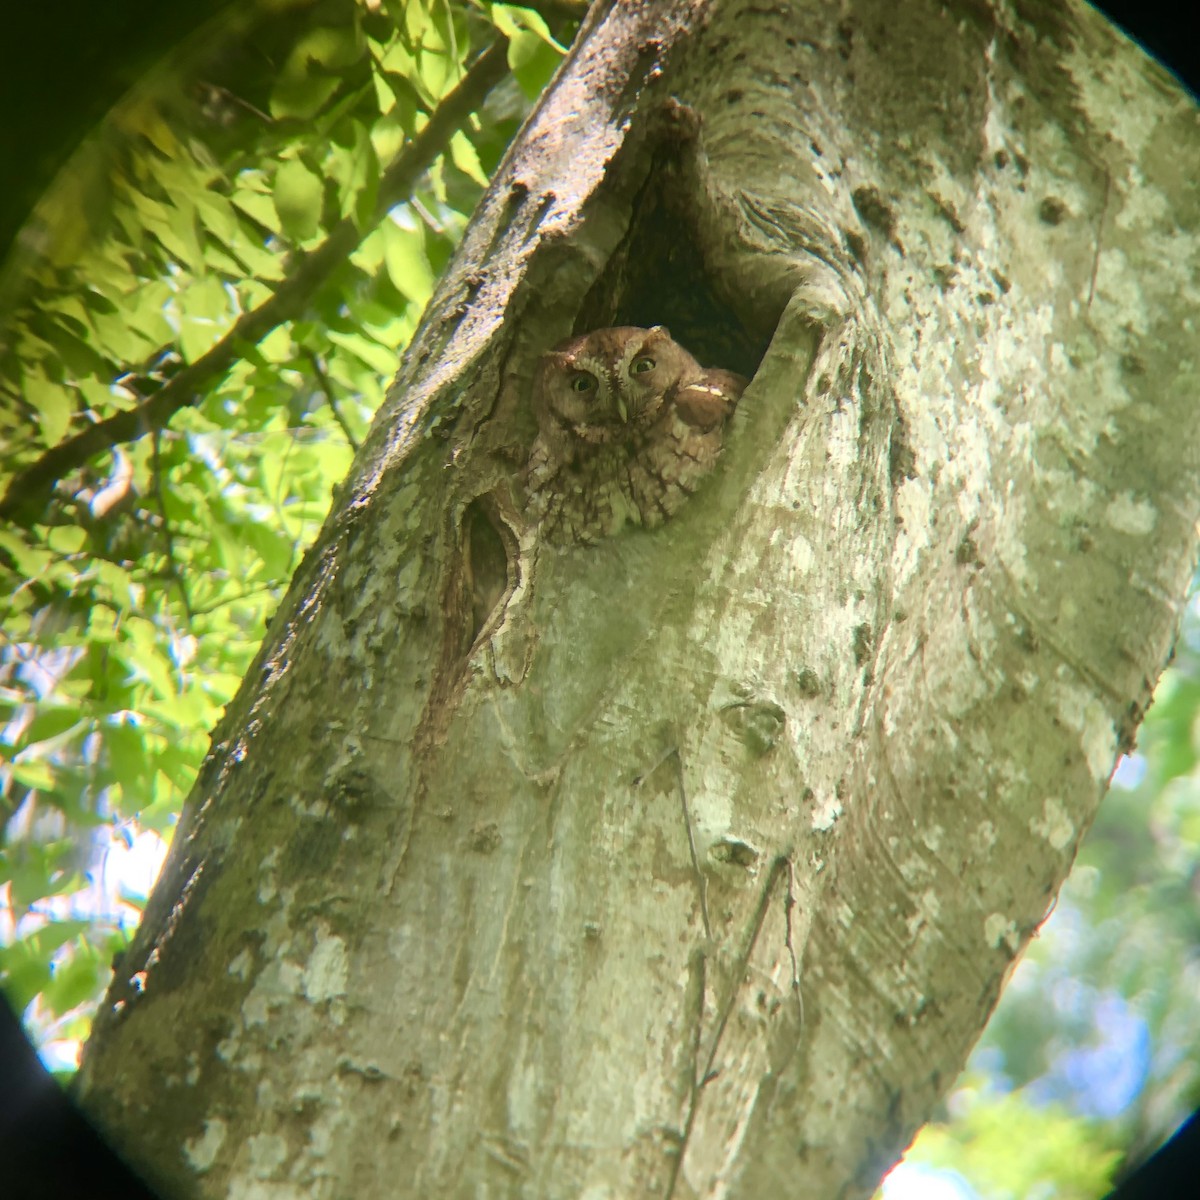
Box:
632;742;712;940
673;749;713;941
0;38;510;523
150;428;193;621
186;584;277;618
782;856;804;1026
305;348;359;451
664;855;794;1200
196;81;274;126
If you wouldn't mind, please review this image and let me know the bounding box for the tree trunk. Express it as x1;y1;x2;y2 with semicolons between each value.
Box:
75;2;1200;1198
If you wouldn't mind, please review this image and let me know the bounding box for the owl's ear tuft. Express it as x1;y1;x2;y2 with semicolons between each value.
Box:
639;326;673;356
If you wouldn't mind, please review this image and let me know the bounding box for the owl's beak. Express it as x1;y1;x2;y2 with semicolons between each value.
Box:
616;396;629;423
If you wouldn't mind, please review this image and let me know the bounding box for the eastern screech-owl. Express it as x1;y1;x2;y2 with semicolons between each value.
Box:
525;326;746;543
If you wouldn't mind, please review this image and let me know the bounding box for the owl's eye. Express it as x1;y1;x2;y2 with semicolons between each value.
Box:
631;356;655;375
570;372;597;394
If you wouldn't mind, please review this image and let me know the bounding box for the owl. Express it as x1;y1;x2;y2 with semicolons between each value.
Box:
524;326;746;544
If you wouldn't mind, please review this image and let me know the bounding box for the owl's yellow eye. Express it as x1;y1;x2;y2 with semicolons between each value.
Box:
631;356;655;375
570;372;597;393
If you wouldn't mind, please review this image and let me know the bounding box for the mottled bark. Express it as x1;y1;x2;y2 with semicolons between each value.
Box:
76;2;1200;1199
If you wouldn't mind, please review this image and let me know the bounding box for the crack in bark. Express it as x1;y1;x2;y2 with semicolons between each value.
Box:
664;853;798;1199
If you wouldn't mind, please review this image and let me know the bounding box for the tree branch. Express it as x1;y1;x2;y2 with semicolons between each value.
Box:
0;38;510;523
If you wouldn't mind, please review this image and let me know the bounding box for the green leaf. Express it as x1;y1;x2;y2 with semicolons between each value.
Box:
230;183;281;234
45;946;107;1016
402;1;430;47
130;189;204;268
327;122;380;228
510;36;564;100
372;61;398;115
20;707;83;747
0;531;53;579
271;70;343;123
4;842;78;909
449;131;488;187
8;758;57;791
270;23;364;120
290;21;365;72
194;189;241;246
273;158;325;242
374;42;427;120
92;559;136;606
89;308;157;361
0;943;53;1014
125;281;176;344
489;6;566;97
36;920;94;957
491;4;565;51
327;329;402;375
184;275;231;325
25;369;75;445
46;525;87;555
176;276;232;363
380;219;434;304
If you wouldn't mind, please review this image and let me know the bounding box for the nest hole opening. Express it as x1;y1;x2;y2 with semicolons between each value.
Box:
574;163;774;382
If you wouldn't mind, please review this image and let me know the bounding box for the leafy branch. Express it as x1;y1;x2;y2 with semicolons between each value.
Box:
0;38;510;523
